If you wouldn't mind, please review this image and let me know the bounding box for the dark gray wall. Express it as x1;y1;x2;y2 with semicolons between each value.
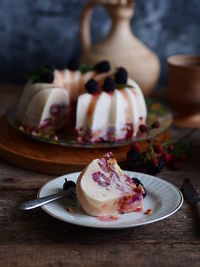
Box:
0;0;200;84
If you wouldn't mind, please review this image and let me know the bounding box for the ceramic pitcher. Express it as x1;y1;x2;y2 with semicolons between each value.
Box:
80;0;160;96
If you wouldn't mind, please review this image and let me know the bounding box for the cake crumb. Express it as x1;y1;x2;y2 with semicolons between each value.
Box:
144;208;152;215
67;207;76;214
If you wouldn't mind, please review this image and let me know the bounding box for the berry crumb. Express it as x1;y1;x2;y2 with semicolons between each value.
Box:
144;208;152;215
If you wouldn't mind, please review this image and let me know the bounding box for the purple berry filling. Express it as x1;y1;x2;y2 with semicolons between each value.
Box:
98;158;108;173
92;171;111;187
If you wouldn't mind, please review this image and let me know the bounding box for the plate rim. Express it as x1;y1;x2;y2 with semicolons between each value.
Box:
38;171;183;229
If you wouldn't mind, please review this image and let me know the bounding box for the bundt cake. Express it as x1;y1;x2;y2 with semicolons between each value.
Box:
17;60;147;143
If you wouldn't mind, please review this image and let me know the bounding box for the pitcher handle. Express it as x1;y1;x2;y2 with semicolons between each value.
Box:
80;1;99;52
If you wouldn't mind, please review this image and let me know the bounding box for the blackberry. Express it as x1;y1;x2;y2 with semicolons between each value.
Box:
149;158;165;174
102;77;115;92
67;57;80;71
44;65;56;72
40;70;54;83
154;144;164;154
85;79;98;94
132;142;140;152
94;60;110;73
132;177;142;187
63;178;76;190
115;67;128;84
127;150;141;162
139;124;148;133
132;177;147;198
151;120;160;129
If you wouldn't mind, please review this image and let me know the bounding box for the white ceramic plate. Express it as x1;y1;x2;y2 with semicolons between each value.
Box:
38;171;183;229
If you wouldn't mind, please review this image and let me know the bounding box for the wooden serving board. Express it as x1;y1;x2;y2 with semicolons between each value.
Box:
0;115;170;175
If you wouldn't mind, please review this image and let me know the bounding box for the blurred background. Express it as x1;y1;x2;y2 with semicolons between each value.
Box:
0;0;200;85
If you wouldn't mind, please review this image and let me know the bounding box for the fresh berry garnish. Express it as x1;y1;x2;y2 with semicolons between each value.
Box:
131;178;146;198
151;157;158;167
50;104;62;116
132;142;140;152
154;144;164;154
139;124;148;133
102;77;115;92
151;120;160;129
85;79;98;94
127;150;141;162
132;177;142;187
126;124;134;139
63;178;76;190
94;60;111;73
115;67;128;84
67;57;80;71
40;70;54;83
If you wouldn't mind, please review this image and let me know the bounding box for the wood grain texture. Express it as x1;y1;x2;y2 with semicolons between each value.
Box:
0;86;200;267
0;115;170;175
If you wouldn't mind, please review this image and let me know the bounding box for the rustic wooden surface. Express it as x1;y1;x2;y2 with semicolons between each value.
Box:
0;85;200;267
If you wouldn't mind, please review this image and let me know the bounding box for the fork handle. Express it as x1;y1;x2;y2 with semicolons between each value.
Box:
20;189;72;210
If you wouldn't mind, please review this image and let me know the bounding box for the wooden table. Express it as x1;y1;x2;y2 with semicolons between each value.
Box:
0;86;200;267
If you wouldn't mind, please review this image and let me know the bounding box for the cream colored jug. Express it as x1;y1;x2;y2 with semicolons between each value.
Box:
80;0;160;95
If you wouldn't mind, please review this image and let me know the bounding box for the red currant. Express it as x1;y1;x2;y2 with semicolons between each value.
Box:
132;142;140;152
154;144;164;154
139;124;148;133
162;152;171;163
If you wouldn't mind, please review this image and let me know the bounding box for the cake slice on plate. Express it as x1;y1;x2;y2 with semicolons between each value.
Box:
76;152;145;217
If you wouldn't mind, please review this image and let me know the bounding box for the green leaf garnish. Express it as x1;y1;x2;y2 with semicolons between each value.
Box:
27;67;50;83
116;83;133;89
79;63;94;74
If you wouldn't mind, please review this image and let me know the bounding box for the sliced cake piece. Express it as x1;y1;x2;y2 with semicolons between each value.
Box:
76;153;144;217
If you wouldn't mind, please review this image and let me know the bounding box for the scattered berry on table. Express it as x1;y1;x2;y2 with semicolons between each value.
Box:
114;67;128;84
127;150;141;162
132;142;140;152
150;158;165;174
151;157;158;167
161;151;171;163
154;144;164;154
85;79;98;94
102;77;115;92
94;60;111;73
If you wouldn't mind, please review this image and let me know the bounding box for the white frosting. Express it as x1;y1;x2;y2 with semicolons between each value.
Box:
75;78;146;139
127;78;147;120
17;83;69;129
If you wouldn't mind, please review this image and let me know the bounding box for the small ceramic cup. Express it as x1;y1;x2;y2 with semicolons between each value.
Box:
167;54;200;128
